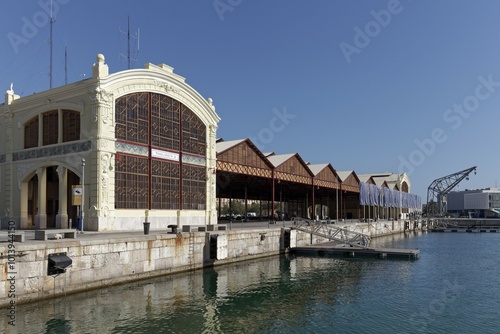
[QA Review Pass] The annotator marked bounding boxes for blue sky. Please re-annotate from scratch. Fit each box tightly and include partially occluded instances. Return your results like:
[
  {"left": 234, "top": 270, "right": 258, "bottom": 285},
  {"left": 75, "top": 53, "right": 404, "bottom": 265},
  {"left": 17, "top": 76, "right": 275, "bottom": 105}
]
[{"left": 1, "top": 0, "right": 500, "bottom": 200}]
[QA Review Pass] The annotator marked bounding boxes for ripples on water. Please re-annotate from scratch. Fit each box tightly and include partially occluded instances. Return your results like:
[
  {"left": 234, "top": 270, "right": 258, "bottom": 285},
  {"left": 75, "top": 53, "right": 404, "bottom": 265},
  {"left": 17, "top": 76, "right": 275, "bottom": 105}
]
[{"left": 4, "top": 231, "right": 500, "bottom": 333}]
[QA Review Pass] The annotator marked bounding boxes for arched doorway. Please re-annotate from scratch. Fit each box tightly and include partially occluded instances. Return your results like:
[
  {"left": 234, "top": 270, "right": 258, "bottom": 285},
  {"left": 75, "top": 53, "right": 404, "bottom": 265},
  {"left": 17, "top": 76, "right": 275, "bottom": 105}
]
[
  {"left": 27, "top": 174, "right": 38, "bottom": 227},
  {"left": 46, "top": 166, "right": 59, "bottom": 228},
  {"left": 22, "top": 165, "right": 80, "bottom": 229}
]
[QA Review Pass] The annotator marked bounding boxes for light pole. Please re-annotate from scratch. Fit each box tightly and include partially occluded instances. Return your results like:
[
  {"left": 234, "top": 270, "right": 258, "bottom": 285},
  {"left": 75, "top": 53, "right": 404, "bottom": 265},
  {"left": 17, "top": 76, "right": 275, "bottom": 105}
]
[
  {"left": 336, "top": 186, "right": 338, "bottom": 222},
  {"left": 81, "top": 158, "right": 85, "bottom": 234}
]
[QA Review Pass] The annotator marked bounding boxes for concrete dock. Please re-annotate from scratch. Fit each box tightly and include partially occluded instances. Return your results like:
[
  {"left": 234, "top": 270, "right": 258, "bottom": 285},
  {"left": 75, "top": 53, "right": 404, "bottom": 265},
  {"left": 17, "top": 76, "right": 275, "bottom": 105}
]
[
  {"left": 428, "top": 218, "right": 500, "bottom": 233},
  {"left": 293, "top": 243, "right": 420, "bottom": 259},
  {"left": 430, "top": 228, "right": 500, "bottom": 233}
]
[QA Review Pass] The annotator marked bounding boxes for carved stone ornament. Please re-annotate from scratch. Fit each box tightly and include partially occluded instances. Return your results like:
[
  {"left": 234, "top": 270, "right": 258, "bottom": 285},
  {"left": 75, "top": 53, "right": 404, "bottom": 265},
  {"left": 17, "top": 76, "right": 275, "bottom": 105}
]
[
  {"left": 154, "top": 80, "right": 180, "bottom": 94},
  {"left": 94, "top": 87, "right": 113, "bottom": 104},
  {"left": 90, "top": 205, "right": 98, "bottom": 218},
  {"left": 17, "top": 162, "right": 37, "bottom": 184},
  {"left": 101, "top": 206, "right": 110, "bottom": 217},
  {"left": 4, "top": 113, "right": 13, "bottom": 127},
  {"left": 101, "top": 153, "right": 110, "bottom": 205},
  {"left": 3, "top": 113, "right": 12, "bottom": 143},
  {"left": 56, "top": 166, "right": 64, "bottom": 180},
  {"left": 90, "top": 87, "right": 113, "bottom": 123}
]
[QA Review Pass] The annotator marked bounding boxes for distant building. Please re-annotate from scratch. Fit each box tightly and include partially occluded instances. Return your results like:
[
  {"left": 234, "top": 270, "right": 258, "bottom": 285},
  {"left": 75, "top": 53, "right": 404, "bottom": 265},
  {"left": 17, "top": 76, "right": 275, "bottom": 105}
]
[{"left": 447, "top": 188, "right": 500, "bottom": 218}]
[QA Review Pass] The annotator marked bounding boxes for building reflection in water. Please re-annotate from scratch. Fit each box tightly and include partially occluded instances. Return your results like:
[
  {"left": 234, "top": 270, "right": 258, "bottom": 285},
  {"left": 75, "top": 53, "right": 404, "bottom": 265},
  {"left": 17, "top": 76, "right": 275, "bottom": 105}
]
[{"left": 6, "top": 254, "right": 370, "bottom": 333}]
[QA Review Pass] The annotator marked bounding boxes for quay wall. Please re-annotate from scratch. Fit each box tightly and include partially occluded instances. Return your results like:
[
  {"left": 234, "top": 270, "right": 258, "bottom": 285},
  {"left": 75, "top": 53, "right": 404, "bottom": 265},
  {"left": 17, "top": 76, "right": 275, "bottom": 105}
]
[
  {"left": 340, "top": 219, "right": 423, "bottom": 237},
  {"left": 0, "top": 220, "right": 421, "bottom": 307},
  {"left": 433, "top": 218, "right": 500, "bottom": 227},
  {"left": 2, "top": 254, "right": 345, "bottom": 334}
]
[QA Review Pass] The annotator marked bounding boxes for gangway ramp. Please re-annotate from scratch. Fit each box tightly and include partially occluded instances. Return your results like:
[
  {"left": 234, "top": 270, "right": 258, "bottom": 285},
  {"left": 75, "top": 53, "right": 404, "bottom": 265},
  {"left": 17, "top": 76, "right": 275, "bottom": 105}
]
[{"left": 291, "top": 218, "right": 371, "bottom": 248}]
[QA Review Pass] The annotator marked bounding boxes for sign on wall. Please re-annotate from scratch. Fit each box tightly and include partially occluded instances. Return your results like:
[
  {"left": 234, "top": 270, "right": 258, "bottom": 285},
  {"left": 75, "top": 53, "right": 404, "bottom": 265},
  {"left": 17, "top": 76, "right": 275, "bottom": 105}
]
[{"left": 72, "top": 185, "right": 83, "bottom": 206}]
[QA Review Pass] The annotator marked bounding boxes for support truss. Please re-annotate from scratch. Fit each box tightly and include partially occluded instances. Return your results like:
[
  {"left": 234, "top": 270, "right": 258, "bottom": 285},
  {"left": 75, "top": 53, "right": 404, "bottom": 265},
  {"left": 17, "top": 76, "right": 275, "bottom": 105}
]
[{"left": 292, "top": 218, "right": 371, "bottom": 248}]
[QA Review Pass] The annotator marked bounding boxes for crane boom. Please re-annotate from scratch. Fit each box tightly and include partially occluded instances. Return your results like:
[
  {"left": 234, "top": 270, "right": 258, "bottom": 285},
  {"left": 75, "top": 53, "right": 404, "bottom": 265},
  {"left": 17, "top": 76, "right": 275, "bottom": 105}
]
[{"left": 426, "top": 166, "right": 477, "bottom": 217}]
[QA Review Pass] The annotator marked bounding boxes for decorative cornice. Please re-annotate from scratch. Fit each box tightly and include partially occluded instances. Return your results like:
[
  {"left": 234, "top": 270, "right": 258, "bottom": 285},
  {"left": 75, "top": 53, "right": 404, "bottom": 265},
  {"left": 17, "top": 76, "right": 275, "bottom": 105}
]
[
  {"left": 115, "top": 142, "right": 148, "bottom": 157},
  {"left": 182, "top": 154, "right": 206, "bottom": 167},
  {"left": 13, "top": 141, "right": 91, "bottom": 161}
]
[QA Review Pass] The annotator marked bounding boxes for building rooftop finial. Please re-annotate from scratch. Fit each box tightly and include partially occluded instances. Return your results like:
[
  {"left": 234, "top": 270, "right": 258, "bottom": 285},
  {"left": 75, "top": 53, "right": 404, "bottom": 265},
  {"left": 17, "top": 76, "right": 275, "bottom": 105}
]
[
  {"left": 5, "top": 82, "right": 19, "bottom": 105},
  {"left": 92, "top": 53, "right": 109, "bottom": 78}
]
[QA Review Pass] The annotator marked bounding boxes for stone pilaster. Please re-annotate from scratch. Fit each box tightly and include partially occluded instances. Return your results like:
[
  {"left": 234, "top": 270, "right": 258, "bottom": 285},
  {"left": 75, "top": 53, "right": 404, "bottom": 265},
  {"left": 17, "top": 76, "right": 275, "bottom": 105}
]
[
  {"left": 20, "top": 182, "right": 29, "bottom": 229},
  {"left": 88, "top": 84, "right": 114, "bottom": 231},
  {"left": 35, "top": 167, "right": 47, "bottom": 229},
  {"left": 56, "top": 166, "right": 68, "bottom": 228},
  {"left": 207, "top": 123, "right": 218, "bottom": 225}
]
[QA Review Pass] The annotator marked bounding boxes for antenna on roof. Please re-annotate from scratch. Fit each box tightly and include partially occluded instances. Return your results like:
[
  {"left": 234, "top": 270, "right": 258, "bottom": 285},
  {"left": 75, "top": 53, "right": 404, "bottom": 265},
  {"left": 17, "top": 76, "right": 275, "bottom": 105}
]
[
  {"left": 119, "top": 16, "right": 140, "bottom": 69},
  {"left": 49, "top": 0, "right": 55, "bottom": 89},
  {"left": 64, "top": 41, "right": 67, "bottom": 85}
]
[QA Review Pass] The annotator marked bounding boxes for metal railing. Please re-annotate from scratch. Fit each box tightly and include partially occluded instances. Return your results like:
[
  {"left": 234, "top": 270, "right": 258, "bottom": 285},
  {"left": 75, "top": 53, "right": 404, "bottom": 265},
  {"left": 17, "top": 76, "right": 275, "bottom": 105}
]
[{"left": 291, "top": 218, "right": 371, "bottom": 248}]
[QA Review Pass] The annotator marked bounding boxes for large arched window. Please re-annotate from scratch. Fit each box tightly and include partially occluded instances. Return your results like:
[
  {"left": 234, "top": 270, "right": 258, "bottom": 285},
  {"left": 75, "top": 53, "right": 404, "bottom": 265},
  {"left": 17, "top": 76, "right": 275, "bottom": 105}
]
[
  {"left": 115, "top": 93, "right": 149, "bottom": 144},
  {"left": 115, "top": 155, "right": 149, "bottom": 209},
  {"left": 115, "top": 92, "right": 207, "bottom": 210},
  {"left": 151, "top": 93, "right": 180, "bottom": 151},
  {"left": 23, "top": 109, "right": 80, "bottom": 148},
  {"left": 24, "top": 116, "right": 39, "bottom": 149},
  {"left": 43, "top": 110, "right": 58, "bottom": 145},
  {"left": 62, "top": 110, "right": 81, "bottom": 142},
  {"left": 151, "top": 160, "right": 180, "bottom": 210}
]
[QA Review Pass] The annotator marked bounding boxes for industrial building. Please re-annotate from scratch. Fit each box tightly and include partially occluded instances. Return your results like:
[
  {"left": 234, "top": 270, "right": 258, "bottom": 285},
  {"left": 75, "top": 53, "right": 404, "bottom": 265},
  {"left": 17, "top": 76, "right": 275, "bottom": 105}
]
[
  {"left": 447, "top": 188, "right": 500, "bottom": 218},
  {"left": 1, "top": 54, "right": 421, "bottom": 231}
]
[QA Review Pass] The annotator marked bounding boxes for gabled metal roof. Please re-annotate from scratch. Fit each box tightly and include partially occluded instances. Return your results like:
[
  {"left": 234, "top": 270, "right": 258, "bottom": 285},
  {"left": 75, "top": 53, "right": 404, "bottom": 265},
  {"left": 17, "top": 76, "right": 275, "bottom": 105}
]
[
  {"left": 267, "top": 153, "right": 296, "bottom": 168},
  {"left": 336, "top": 170, "right": 361, "bottom": 193},
  {"left": 307, "top": 163, "right": 329, "bottom": 176},
  {"left": 337, "top": 171, "right": 355, "bottom": 182},
  {"left": 216, "top": 138, "right": 275, "bottom": 170},
  {"left": 358, "top": 173, "right": 402, "bottom": 187},
  {"left": 357, "top": 174, "right": 375, "bottom": 184},
  {"left": 216, "top": 138, "right": 246, "bottom": 154}
]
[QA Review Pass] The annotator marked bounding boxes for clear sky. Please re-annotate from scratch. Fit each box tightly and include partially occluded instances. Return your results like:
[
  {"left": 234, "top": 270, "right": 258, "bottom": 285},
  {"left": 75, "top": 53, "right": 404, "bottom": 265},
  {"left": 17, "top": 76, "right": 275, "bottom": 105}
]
[{"left": 1, "top": 0, "right": 500, "bottom": 201}]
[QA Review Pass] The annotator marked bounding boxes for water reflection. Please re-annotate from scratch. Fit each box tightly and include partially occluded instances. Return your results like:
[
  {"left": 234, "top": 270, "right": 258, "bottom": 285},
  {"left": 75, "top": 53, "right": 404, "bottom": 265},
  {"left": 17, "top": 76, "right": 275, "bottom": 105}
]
[
  {"left": 5, "top": 252, "right": 376, "bottom": 334},
  {"left": 10, "top": 231, "right": 495, "bottom": 334}
]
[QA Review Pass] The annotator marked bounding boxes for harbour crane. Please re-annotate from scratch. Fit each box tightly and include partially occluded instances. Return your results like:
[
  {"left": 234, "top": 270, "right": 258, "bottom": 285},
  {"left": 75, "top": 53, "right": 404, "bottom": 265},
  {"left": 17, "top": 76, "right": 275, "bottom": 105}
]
[{"left": 426, "top": 166, "right": 477, "bottom": 217}]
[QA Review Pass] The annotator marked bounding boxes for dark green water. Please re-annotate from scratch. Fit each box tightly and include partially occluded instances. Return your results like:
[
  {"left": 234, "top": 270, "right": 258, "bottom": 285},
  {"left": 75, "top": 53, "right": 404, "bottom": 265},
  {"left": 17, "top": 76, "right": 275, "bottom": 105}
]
[{"left": 4, "top": 231, "right": 500, "bottom": 333}]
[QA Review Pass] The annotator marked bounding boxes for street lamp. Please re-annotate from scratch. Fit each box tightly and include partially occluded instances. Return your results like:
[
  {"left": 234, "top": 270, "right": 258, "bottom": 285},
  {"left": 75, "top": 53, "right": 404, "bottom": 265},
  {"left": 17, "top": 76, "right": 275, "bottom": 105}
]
[
  {"left": 81, "top": 158, "right": 85, "bottom": 234},
  {"left": 336, "top": 186, "right": 338, "bottom": 222}
]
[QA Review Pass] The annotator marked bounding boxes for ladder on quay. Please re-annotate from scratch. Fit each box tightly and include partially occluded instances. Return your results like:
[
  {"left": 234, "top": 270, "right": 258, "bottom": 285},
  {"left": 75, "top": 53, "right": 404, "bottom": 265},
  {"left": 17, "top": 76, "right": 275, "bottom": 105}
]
[{"left": 291, "top": 218, "right": 371, "bottom": 248}]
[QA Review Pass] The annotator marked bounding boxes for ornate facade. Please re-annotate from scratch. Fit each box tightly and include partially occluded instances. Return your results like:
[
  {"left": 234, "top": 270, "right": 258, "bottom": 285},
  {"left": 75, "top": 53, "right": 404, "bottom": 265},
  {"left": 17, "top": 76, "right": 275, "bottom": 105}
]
[{"left": 0, "top": 54, "right": 220, "bottom": 231}]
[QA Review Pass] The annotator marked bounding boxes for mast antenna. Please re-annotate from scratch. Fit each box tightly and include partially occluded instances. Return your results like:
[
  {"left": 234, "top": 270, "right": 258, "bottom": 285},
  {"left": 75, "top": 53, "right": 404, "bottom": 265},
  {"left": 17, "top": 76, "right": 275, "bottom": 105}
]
[
  {"left": 119, "top": 16, "right": 140, "bottom": 69},
  {"left": 49, "top": 0, "right": 55, "bottom": 89},
  {"left": 64, "top": 44, "right": 68, "bottom": 85}
]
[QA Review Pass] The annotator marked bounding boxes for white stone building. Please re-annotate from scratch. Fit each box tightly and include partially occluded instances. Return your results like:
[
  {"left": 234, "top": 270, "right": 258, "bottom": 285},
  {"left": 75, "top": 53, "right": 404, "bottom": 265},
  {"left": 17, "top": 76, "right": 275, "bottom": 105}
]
[{"left": 0, "top": 54, "right": 220, "bottom": 231}]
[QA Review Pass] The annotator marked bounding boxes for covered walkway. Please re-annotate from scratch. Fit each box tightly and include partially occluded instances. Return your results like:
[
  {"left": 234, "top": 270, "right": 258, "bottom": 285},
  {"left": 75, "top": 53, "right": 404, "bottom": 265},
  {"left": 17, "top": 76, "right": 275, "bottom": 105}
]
[
  {"left": 215, "top": 138, "right": 406, "bottom": 222},
  {"left": 215, "top": 138, "right": 420, "bottom": 222}
]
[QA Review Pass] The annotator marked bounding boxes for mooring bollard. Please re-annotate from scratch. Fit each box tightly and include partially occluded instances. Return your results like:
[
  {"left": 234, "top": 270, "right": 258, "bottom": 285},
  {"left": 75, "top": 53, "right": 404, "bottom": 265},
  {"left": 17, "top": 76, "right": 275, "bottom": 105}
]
[
  {"left": 143, "top": 222, "right": 150, "bottom": 235},
  {"left": 144, "top": 210, "right": 150, "bottom": 234}
]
